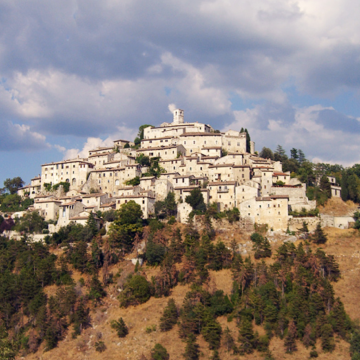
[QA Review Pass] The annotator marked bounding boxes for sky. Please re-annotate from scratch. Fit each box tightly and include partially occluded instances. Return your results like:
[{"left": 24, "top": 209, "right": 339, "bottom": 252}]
[{"left": 1, "top": 0, "right": 360, "bottom": 185}]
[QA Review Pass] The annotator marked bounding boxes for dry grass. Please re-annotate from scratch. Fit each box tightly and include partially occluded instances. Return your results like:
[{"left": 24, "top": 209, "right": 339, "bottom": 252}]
[{"left": 319, "top": 198, "right": 358, "bottom": 216}]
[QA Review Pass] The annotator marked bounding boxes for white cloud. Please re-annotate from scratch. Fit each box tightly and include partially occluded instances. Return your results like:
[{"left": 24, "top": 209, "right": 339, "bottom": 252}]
[{"left": 0, "top": 121, "right": 50, "bottom": 151}]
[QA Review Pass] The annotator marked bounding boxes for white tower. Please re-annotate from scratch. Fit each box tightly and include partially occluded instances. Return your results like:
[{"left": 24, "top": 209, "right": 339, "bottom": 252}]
[{"left": 173, "top": 109, "right": 184, "bottom": 124}]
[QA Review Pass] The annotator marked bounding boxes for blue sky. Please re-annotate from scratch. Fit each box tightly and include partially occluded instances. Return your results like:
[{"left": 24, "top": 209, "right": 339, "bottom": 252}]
[{"left": 1, "top": 0, "right": 360, "bottom": 186}]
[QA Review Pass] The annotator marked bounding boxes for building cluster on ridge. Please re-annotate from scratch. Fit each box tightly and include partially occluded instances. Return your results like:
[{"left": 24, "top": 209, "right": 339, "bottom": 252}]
[{"left": 19, "top": 109, "right": 321, "bottom": 232}]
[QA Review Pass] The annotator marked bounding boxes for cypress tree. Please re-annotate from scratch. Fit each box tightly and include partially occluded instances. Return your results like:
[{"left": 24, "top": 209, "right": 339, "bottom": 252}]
[{"left": 160, "top": 298, "right": 178, "bottom": 332}]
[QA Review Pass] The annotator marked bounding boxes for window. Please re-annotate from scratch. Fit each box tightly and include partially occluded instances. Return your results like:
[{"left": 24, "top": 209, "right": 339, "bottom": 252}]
[{"left": 184, "top": 141, "right": 186, "bottom": 145}]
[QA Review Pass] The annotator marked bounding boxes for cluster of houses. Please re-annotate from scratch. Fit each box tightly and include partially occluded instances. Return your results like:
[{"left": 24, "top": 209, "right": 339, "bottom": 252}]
[{"left": 17, "top": 108, "right": 341, "bottom": 232}]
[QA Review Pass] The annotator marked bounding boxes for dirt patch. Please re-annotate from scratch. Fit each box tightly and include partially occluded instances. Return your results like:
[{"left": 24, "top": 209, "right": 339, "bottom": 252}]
[{"left": 319, "top": 198, "right": 358, "bottom": 216}]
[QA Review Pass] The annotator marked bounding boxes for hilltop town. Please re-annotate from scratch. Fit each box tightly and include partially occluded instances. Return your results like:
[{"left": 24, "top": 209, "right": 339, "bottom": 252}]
[{"left": 14, "top": 108, "right": 346, "bottom": 235}]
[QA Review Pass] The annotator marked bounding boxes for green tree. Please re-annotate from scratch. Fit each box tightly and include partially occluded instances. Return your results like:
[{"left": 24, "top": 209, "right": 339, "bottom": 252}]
[
  {"left": 86, "top": 212, "right": 98, "bottom": 238},
  {"left": 14, "top": 211, "right": 47, "bottom": 234},
  {"left": 274, "top": 145, "right": 288, "bottom": 162},
  {"left": 118, "top": 274, "right": 151, "bottom": 307},
  {"left": 87, "top": 275, "right": 106, "bottom": 305},
  {"left": 151, "top": 343, "right": 169, "bottom": 360},
  {"left": 185, "top": 188, "right": 206, "bottom": 212},
  {"left": 111, "top": 317, "right": 128, "bottom": 337},
  {"left": 125, "top": 176, "right": 140, "bottom": 186},
  {"left": 321, "top": 324, "right": 335, "bottom": 352},
  {"left": 284, "top": 320, "right": 297, "bottom": 353},
  {"left": 3, "top": 177, "right": 24, "bottom": 194},
  {"left": 290, "top": 148, "right": 299, "bottom": 160},
  {"left": 259, "top": 147, "right": 274, "bottom": 160},
  {"left": 160, "top": 298, "right": 178, "bottom": 332},
  {"left": 298, "top": 149, "right": 306, "bottom": 165},
  {"left": 320, "top": 176, "right": 331, "bottom": 198},
  {"left": 183, "top": 333, "right": 200, "bottom": 360},
  {"left": 238, "top": 319, "right": 254, "bottom": 354},
  {"left": 312, "top": 224, "right": 327, "bottom": 245}
]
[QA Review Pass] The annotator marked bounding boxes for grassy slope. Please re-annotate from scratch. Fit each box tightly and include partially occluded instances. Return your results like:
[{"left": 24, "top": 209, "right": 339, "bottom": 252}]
[{"left": 23, "top": 227, "right": 360, "bottom": 360}]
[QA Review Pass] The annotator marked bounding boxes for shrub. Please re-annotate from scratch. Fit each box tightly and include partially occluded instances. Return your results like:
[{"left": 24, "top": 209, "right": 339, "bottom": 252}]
[
  {"left": 119, "top": 274, "right": 151, "bottom": 307},
  {"left": 111, "top": 318, "right": 128, "bottom": 338},
  {"left": 95, "top": 341, "right": 106, "bottom": 352},
  {"left": 146, "top": 241, "right": 166, "bottom": 265}
]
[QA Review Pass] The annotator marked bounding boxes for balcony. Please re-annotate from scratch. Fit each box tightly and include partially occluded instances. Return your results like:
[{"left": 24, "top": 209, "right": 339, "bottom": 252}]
[{"left": 217, "top": 188, "right": 229, "bottom": 193}]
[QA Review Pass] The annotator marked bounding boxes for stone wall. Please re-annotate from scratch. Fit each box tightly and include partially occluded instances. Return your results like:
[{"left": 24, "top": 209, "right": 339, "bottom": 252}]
[{"left": 288, "top": 217, "right": 320, "bottom": 232}]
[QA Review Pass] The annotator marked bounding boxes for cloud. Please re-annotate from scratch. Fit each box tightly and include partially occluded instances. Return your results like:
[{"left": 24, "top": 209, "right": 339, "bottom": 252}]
[
  {"left": 0, "top": 121, "right": 50, "bottom": 152},
  {"left": 63, "top": 125, "right": 137, "bottom": 160},
  {"left": 0, "top": 0, "right": 360, "bottom": 168},
  {"left": 224, "top": 102, "right": 360, "bottom": 165}
]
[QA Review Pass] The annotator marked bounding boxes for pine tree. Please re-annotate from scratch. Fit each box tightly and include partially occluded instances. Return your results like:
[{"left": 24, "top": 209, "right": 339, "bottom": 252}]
[
  {"left": 298, "top": 221, "right": 309, "bottom": 233},
  {"left": 160, "top": 298, "right": 178, "bottom": 332},
  {"left": 330, "top": 299, "right": 348, "bottom": 338},
  {"left": 88, "top": 275, "right": 106, "bottom": 305},
  {"left": 183, "top": 333, "right": 200, "bottom": 360},
  {"left": 86, "top": 212, "right": 98, "bottom": 237},
  {"left": 72, "top": 298, "right": 90, "bottom": 337},
  {"left": 223, "top": 326, "right": 237, "bottom": 353},
  {"left": 303, "top": 323, "right": 314, "bottom": 348},
  {"left": 238, "top": 319, "right": 254, "bottom": 354},
  {"left": 169, "top": 228, "right": 184, "bottom": 263},
  {"left": 201, "top": 313, "right": 222, "bottom": 349},
  {"left": 150, "top": 343, "right": 169, "bottom": 360},
  {"left": 210, "top": 350, "right": 220, "bottom": 360},
  {"left": 321, "top": 323, "right": 335, "bottom": 352},
  {"left": 111, "top": 317, "right": 129, "bottom": 338},
  {"left": 312, "top": 224, "right": 327, "bottom": 244},
  {"left": 284, "top": 320, "right": 297, "bottom": 353}
]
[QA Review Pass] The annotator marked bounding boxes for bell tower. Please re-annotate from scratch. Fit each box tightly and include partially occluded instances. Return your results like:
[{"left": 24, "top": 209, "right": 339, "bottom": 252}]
[{"left": 173, "top": 109, "right": 184, "bottom": 124}]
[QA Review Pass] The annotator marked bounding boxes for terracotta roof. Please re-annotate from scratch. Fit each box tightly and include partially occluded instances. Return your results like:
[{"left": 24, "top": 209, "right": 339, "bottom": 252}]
[
  {"left": 174, "top": 175, "right": 194, "bottom": 179},
  {"left": 233, "top": 165, "right": 250, "bottom": 168},
  {"left": 60, "top": 201, "right": 82, "bottom": 207},
  {"left": 141, "top": 136, "right": 173, "bottom": 141},
  {"left": 136, "top": 145, "right": 178, "bottom": 151},
  {"left": 82, "top": 193, "right": 105, "bottom": 198},
  {"left": 69, "top": 216, "right": 90, "bottom": 220},
  {"left": 174, "top": 185, "right": 201, "bottom": 190},
  {"left": 88, "top": 152, "right": 111, "bottom": 158},
  {"left": 180, "top": 132, "right": 221, "bottom": 137},
  {"left": 270, "top": 195, "right": 289, "bottom": 199},
  {"left": 273, "top": 172, "right": 290, "bottom": 176},
  {"left": 140, "top": 176, "right": 156, "bottom": 180},
  {"left": 100, "top": 203, "right": 116, "bottom": 208},
  {"left": 91, "top": 168, "right": 125, "bottom": 172},
  {"left": 42, "top": 159, "right": 92, "bottom": 166},
  {"left": 208, "top": 181, "right": 237, "bottom": 186},
  {"left": 113, "top": 139, "right": 130, "bottom": 143},
  {"left": 34, "top": 200, "right": 61, "bottom": 204},
  {"left": 208, "top": 164, "right": 235, "bottom": 168},
  {"left": 115, "top": 194, "right": 155, "bottom": 199}
]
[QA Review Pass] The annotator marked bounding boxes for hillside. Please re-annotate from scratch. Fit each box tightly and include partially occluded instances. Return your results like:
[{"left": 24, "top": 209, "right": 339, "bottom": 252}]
[{"left": 16, "top": 223, "right": 360, "bottom": 360}]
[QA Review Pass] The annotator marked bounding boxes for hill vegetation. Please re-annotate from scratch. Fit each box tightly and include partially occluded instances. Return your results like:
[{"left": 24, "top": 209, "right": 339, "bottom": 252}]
[{"left": 0, "top": 200, "right": 359, "bottom": 359}]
